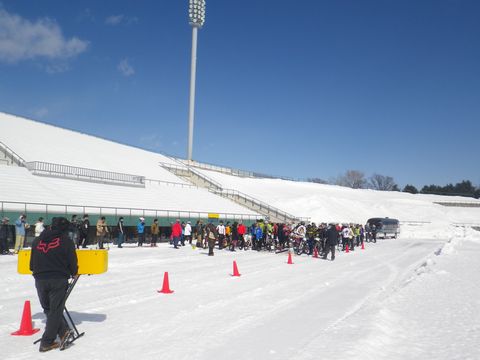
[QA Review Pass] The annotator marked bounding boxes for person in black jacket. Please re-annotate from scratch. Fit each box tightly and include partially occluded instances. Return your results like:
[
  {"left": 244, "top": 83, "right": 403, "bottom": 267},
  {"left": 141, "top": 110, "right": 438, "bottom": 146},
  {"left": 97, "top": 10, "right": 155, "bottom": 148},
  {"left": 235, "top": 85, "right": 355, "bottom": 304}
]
[
  {"left": 0, "top": 217, "right": 12, "bottom": 254},
  {"left": 30, "top": 217, "right": 78, "bottom": 352},
  {"left": 322, "top": 224, "right": 338, "bottom": 261},
  {"left": 79, "top": 214, "right": 90, "bottom": 248}
]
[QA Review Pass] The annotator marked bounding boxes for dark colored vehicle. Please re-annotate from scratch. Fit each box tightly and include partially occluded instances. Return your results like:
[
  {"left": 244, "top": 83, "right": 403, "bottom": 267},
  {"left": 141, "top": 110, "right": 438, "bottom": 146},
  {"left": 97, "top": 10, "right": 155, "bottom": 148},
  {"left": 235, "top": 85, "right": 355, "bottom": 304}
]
[{"left": 366, "top": 217, "right": 400, "bottom": 239}]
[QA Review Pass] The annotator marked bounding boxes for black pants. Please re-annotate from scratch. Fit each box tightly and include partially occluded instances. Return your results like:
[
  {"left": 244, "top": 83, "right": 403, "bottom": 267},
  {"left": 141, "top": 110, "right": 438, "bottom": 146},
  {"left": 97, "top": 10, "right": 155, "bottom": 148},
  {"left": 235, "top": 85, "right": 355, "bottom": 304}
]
[
  {"left": 35, "top": 277, "right": 69, "bottom": 346},
  {"left": 208, "top": 238, "right": 215, "bottom": 256},
  {"left": 138, "top": 232, "right": 145, "bottom": 246},
  {"left": 323, "top": 245, "right": 336, "bottom": 260},
  {"left": 0, "top": 237, "right": 8, "bottom": 253},
  {"left": 79, "top": 233, "right": 88, "bottom": 248}
]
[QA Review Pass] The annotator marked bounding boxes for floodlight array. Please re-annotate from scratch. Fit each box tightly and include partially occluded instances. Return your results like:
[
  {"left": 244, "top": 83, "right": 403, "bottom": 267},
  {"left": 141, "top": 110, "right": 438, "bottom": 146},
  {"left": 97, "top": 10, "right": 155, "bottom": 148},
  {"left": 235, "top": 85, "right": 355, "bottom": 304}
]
[{"left": 188, "top": 0, "right": 206, "bottom": 27}]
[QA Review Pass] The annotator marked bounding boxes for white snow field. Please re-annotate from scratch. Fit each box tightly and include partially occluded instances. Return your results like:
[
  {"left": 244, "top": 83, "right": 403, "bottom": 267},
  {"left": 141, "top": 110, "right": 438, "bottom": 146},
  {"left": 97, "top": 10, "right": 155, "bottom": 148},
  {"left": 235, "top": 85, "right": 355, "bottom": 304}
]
[{"left": 1, "top": 226, "right": 479, "bottom": 360}]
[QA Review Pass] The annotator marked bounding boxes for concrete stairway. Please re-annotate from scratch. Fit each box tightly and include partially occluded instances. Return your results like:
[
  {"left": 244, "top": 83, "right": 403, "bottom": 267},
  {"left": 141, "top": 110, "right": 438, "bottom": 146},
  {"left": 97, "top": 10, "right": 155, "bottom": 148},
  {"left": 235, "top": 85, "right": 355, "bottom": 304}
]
[
  {"left": 0, "top": 141, "right": 25, "bottom": 166},
  {"left": 159, "top": 161, "right": 301, "bottom": 223}
]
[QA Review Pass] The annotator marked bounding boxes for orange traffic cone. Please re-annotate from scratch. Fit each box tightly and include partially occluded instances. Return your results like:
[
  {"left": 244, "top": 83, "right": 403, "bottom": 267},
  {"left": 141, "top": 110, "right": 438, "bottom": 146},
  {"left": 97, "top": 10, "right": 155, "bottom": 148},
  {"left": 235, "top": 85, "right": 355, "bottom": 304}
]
[
  {"left": 232, "top": 260, "right": 241, "bottom": 277},
  {"left": 11, "top": 300, "right": 40, "bottom": 336},
  {"left": 313, "top": 247, "right": 319, "bottom": 258},
  {"left": 361, "top": 242, "right": 365, "bottom": 250},
  {"left": 287, "top": 252, "right": 294, "bottom": 264},
  {"left": 345, "top": 244, "right": 349, "bottom": 253},
  {"left": 158, "top": 272, "right": 174, "bottom": 294}
]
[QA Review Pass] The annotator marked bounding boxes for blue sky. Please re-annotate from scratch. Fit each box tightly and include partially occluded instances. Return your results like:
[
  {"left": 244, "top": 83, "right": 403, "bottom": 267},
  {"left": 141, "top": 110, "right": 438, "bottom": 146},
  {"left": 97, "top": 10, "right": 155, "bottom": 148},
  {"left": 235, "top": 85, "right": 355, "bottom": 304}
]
[{"left": 1, "top": 0, "right": 479, "bottom": 189}]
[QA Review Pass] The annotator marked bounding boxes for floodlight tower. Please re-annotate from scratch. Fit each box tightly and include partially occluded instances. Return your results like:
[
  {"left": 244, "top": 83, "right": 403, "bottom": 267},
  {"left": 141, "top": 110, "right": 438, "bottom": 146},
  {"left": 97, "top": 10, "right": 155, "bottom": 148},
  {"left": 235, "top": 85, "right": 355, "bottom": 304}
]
[{"left": 187, "top": 0, "right": 206, "bottom": 162}]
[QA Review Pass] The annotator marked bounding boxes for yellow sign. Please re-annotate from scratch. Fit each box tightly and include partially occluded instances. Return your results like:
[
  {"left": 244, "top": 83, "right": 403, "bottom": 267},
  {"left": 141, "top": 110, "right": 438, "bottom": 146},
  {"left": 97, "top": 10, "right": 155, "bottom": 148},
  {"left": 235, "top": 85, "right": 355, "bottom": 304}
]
[
  {"left": 18, "top": 249, "right": 108, "bottom": 275},
  {"left": 208, "top": 213, "right": 219, "bottom": 219}
]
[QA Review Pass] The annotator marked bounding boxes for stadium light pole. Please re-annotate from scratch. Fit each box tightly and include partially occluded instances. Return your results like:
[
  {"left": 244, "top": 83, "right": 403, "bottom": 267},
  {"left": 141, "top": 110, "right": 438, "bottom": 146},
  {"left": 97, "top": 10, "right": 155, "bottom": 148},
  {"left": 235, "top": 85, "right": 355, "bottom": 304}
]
[{"left": 187, "top": 0, "right": 206, "bottom": 162}]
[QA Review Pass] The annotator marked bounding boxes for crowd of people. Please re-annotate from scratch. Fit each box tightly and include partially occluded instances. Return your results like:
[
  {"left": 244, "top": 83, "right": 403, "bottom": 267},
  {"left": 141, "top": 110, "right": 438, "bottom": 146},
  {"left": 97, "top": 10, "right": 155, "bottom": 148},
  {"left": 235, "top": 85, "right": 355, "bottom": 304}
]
[{"left": 0, "top": 214, "right": 381, "bottom": 261}]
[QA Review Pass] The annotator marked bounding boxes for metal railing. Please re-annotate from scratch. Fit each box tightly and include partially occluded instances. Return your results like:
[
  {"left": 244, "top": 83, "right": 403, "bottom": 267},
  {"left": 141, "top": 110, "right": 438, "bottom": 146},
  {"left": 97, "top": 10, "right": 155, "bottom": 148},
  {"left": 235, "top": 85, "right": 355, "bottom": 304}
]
[
  {"left": 25, "top": 161, "right": 145, "bottom": 187},
  {"left": 176, "top": 157, "right": 296, "bottom": 181},
  {"left": 188, "top": 167, "right": 223, "bottom": 189},
  {"left": 177, "top": 159, "right": 254, "bottom": 178},
  {"left": 399, "top": 220, "right": 432, "bottom": 225},
  {"left": 434, "top": 201, "right": 480, "bottom": 208},
  {"left": 158, "top": 161, "right": 190, "bottom": 175},
  {"left": 0, "top": 200, "right": 259, "bottom": 222},
  {"left": 213, "top": 188, "right": 300, "bottom": 223},
  {"left": 144, "top": 178, "right": 197, "bottom": 189},
  {"left": 0, "top": 141, "right": 26, "bottom": 166},
  {"left": 159, "top": 161, "right": 222, "bottom": 189}
]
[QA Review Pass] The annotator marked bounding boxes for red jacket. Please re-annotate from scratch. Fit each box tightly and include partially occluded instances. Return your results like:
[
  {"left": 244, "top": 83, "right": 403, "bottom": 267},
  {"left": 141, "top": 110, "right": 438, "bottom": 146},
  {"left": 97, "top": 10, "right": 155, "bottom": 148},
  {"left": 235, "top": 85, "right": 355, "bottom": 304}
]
[
  {"left": 237, "top": 224, "right": 246, "bottom": 235},
  {"left": 172, "top": 222, "right": 182, "bottom": 237}
]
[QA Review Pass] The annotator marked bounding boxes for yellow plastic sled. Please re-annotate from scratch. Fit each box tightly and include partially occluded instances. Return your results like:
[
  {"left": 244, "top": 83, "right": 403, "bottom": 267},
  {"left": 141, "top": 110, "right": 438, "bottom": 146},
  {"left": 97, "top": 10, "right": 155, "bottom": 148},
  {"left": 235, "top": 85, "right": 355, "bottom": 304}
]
[{"left": 17, "top": 249, "right": 108, "bottom": 275}]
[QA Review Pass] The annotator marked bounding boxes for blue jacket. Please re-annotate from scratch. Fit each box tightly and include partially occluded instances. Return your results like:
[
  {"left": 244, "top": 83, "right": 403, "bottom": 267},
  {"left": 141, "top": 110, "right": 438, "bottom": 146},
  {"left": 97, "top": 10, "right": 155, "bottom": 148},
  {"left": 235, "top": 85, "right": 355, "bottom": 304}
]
[
  {"left": 137, "top": 222, "right": 145, "bottom": 234},
  {"left": 255, "top": 227, "right": 263, "bottom": 240},
  {"left": 15, "top": 218, "right": 26, "bottom": 236}
]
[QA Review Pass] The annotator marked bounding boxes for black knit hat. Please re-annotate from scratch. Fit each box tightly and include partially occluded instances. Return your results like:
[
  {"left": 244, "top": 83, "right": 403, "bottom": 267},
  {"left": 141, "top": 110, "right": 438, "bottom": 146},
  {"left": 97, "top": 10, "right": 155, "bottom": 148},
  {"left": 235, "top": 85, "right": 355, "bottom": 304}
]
[{"left": 51, "top": 217, "right": 70, "bottom": 232}]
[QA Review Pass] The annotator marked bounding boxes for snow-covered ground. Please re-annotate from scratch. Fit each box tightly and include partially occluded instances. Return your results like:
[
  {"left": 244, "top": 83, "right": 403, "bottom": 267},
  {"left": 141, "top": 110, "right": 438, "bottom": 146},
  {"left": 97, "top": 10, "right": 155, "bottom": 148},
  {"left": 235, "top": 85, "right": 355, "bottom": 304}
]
[{"left": 1, "top": 225, "right": 479, "bottom": 360}]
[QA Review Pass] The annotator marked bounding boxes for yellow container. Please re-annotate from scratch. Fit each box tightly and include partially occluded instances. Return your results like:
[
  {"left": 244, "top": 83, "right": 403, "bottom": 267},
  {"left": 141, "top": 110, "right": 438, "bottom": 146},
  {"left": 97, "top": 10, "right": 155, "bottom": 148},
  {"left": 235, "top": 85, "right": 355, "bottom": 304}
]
[{"left": 18, "top": 249, "right": 108, "bottom": 275}]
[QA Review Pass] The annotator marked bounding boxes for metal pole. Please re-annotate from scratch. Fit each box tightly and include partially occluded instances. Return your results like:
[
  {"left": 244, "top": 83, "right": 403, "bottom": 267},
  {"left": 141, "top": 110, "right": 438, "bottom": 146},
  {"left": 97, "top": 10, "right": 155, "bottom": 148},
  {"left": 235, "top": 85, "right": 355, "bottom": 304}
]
[{"left": 187, "top": 25, "right": 199, "bottom": 161}]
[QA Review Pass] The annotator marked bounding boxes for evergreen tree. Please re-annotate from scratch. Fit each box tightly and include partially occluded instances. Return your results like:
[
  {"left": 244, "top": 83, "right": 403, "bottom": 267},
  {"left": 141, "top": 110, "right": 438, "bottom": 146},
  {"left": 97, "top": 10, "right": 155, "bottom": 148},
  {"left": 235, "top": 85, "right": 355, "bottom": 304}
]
[{"left": 403, "top": 184, "right": 418, "bottom": 194}]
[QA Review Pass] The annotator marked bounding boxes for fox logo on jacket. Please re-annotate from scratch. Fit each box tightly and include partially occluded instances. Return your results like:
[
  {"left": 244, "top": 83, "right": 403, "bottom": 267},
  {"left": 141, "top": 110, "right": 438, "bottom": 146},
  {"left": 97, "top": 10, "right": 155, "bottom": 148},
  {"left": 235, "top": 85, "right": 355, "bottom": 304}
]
[{"left": 36, "top": 238, "right": 60, "bottom": 253}]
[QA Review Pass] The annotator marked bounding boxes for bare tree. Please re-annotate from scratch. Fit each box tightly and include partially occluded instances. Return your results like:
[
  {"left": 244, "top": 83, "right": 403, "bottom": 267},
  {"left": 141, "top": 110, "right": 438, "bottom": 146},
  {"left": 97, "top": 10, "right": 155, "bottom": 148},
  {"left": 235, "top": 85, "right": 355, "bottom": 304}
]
[
  {"left": 336, "top": 170, "right": 367, "bottom": 189},
  {"left": 369, "top": 173, "right": 398, "bottom": 191}
]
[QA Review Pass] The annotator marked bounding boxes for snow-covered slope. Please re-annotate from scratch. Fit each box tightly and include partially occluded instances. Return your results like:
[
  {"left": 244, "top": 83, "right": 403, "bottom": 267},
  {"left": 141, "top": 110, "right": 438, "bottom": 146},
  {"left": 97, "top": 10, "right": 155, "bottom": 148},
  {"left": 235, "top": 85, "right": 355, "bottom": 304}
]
[
  {"left": 0, "top": 112, "right": 185, "bottom": 182},
  {"left": 196, "top": 168, "right": 480, "bottom": 226},
  {"left": 0, "top": 166, "right": 258, "bottom": 217}
]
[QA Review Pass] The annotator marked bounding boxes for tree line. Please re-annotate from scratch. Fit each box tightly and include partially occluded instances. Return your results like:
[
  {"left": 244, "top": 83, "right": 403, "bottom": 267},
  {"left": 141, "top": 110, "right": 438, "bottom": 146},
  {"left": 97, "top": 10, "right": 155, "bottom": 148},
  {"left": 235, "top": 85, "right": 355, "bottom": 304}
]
[{"left": 307, "top": 170, "right": 480, "bottom": 199}]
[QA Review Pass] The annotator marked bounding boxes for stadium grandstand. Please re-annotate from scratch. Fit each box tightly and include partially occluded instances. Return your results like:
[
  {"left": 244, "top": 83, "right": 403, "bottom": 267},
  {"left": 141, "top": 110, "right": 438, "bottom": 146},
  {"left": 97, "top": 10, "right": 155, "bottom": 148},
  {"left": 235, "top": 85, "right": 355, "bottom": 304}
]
[{"left": 1, "top": 111, "right": 480, "bottom": 236}]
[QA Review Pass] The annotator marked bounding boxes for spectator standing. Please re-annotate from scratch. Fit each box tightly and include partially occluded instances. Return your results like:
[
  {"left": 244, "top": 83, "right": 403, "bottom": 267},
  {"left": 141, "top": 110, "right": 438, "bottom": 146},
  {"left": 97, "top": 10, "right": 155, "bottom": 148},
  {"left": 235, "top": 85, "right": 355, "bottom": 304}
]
[
  {"left": 371, "top": 224, "right": 377, "bottom": 243},
  {"left": 194, "top": 220, "right": 204, "bottom": 248},
  {"left": 184, "top": 221, "right": 192, "bottom": 245},
  {"left": 35, "top": 217, "right": 45, "bottom": 238},
  {"left": 322, "top": 224, "right": 338, "bottom": 261},
  {"left": 216, "top": 221, "right": 226, "bottom": 249},
  {"left": 151, "top": 219, "right": 160, "bottom": 247},
  {"left": 206, "top": 222, "right": 217, "bottom": 256},
  {"left": 171, "top": 219, "right": 182, "bottom": 249},
  {"left": 0, "top": 217, "right": 12, "bottom": 255},
  {"left": 237, "top": 221, "right": 246, "bottom": 250},
  {"left": 14, "top": 214, "right": 29, "bottom": 253},
  {"left": 117, "top": 217, "right": 125, "bottom": 248},
  {"left": 137, "top": 217, "right": 146, "bottom": 247},
  {"left": 96, "top": 216, "right": 108, "bottom": 249},
  {"left": 230, "top": 221, "right": 238, "bottom": 251},
  {"left": 79, "top": 214, "right": 90, "bottom": 248},
  {"left": 255, "top": 224, "right": 263, "bottom": 251},
  {"left": 68, "top": 215, "right": 79, "bottom": 248}
]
